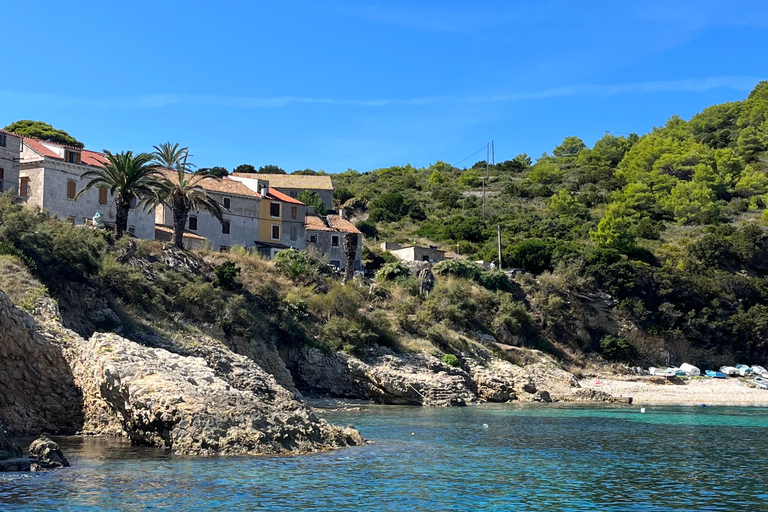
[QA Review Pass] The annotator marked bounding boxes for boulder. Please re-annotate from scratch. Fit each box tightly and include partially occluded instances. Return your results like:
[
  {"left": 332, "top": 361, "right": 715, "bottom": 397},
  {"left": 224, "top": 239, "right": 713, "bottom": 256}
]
[
  {"left": 28, "top": 435, "right": 70, "bottom": 469},
  {"left": 0, "top": 422, "right": 22, "bottom": 461},
  {"left": 533, "top": 390, "right": 552, "bottom": 403}
]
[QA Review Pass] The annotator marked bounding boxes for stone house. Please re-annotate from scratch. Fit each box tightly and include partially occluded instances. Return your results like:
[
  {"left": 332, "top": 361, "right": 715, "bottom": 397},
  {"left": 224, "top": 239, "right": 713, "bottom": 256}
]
[
  {"left": 0, "top": 130, "right": 21, "bottom": 195},
  {"left": 155, "top": 173, "right": 308, "bottom": 256},
  {"left": 305, "top": 214, "right": 363, "bottom": 270},
  {"left": 231, "top": 173, "right": 334, "bottom": 209},
  {"left": 18, "top": 138, "right": 156, "bottom": 239},
  {"left": 381, "top": 242, "right": 446, "bottom": 263}
]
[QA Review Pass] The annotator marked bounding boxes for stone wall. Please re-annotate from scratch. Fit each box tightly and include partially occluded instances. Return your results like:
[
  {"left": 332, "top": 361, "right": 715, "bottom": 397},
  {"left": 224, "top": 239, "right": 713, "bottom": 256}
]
[{"left": 0, "top": 293, "right": 83, "bottom": 434}]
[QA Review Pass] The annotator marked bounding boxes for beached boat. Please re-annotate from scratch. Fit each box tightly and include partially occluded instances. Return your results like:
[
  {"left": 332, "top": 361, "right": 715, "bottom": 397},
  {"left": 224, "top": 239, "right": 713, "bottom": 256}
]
[
  {"left": 649, "top": 367, "right": 676, "bottom": 377},
  {"left": 754, "top": 377, "right": 768, "bottom": 389},
  {"left": 735, "top": 364, "right": 753, "bottom": 376},
  {"left": 679, "top": 363, "right": 701, "bottom": 376},
  {"left": 720, "top": 366, "right": 740, "bottom": 376},
  {"left": 706, "top": 370, "right": 727, "bottom": 379},
  {"left": 752, "top": 365, "right": 768, "bottom": 377}
]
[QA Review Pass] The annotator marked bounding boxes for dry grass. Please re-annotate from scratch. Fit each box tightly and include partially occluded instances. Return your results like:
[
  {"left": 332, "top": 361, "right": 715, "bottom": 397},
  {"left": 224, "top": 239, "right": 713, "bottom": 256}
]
[{"left": 0, "top": 255, "right": 48, "bottom": 310}]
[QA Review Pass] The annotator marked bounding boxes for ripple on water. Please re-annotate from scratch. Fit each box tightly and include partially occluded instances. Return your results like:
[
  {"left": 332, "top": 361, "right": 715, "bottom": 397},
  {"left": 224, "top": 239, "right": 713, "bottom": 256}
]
[{"left": 1, "top": 405, "right": 766, "bottom": 511}]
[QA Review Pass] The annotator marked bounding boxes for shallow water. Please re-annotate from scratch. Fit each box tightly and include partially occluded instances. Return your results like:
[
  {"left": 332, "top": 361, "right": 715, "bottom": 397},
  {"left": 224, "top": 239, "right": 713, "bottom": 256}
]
[{"left": 2, "top": 404, "right": 768, "bottom": 511}]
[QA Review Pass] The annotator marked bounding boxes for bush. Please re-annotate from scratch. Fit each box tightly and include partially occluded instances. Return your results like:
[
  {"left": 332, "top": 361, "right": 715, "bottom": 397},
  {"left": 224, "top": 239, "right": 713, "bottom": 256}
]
[
  {"left": 355, "top": 219, "right": 379, "bottom": 239},
  {"left": 599, "top": 335, "right": 636, "bottom": 361},
  {"left": 376, "top": 261, "right": 411, "bottom": 282},
  {"left": 433, "top": 259, "right": 482, "bottom": 281},
  {"left": 273, "top": 249, "right": 329, "bottom": 280},
  {"left": 441, "top": 353, "right": 462, "bottom": 367},
  {"left": 214, "top": 261, "right": 241, "bottom": 289}
]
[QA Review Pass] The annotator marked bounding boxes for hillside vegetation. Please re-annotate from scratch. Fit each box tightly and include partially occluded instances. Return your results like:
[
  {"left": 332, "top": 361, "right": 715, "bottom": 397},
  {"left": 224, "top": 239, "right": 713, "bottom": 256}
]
[{"left": 334, "top": 81, "right": 768, "bottom": 365}]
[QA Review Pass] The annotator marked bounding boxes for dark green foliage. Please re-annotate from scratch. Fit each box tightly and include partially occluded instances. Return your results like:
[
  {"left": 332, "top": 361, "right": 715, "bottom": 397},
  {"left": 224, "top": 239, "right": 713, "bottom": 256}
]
[
  {"left": 0, "top": 241, "right": 37, "bottom": 272},
  {"left": 599, "top": 335, "right": 636, "bottom": 361},
  {"left": 376, "top": 261, "right": 411, "bottom": 282},
  {"left": 232, "top": 164, "right": 257, "bottom": 174},
  {"left": 214, "top": 261, "right": 241, "bottom": 289},
  {"left": 369, "top": 191, "right": 410, "bottom": 222},
  {"left": 198, "top": 166, "right": 229, "bottom": 177},
  {"left": 505, "top": 240, "right": 552, "bottom": 274},
  {"left": 355, "top": 219, "right": 379, "bottom": 239},
  {"left": 433, "top": 259, "right": 482, "bottom": 281},
  {"left": 273, "top": 249, "right": 329, "bottom": 280},
  {"left": 4, "top": 120, "right": 84, "bottom": 148},
  {"left": 334, "top": 187, "right": 354, "bottom": 204},
  {"left": 441, "top": 353, "right": 462, "bottom": 367},
  {"left": 298, "top": 190, "right": 328, "bottom": 215},
  {"left": 258, "top": 164, "right": 286, "bottom": 174}
]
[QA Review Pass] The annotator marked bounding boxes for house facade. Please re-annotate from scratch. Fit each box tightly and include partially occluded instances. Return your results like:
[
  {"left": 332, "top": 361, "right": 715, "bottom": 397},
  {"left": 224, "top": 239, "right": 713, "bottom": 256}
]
[
  {"left": 231, "top": 173, "right": 334, "bottom": 209},
  {"left": 381, "top": 242, "right": 446, "bottom": 263},
  {"left": 305, "top": 214, "right": 363, "bottom": 270},
  {"left": 18, "top": 138, "right": 156, "bottom": 239},
  {"left": 154, "top": 174, "right": 308, "bottom": 255},
  {"left": 0, "top": 130, "right": 21, "bottom": 195}
]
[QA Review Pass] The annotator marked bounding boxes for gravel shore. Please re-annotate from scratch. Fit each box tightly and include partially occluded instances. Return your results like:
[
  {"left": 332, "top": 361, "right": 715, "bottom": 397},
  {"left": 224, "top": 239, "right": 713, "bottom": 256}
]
[{"left": 579, "top": 375, "right": 768, "bottom": 406}]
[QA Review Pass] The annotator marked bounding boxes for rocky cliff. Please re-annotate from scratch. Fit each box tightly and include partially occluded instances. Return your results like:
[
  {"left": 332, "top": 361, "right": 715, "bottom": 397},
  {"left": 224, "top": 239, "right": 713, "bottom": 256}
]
[{"left": 0, "top": 291, "right": 362, "bottom": 455}]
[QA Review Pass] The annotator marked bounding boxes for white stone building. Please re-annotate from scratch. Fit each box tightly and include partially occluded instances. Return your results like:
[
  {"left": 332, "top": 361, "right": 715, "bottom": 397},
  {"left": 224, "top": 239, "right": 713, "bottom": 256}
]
[
  {"left": 231, "top": 173, "right": 334, "bottom": 209},
  {"left": 18, "top": 138, "right": 156, "bottom": 239},
  {"left": 0, "top": 130, "right": 21, "bottom": 195}
]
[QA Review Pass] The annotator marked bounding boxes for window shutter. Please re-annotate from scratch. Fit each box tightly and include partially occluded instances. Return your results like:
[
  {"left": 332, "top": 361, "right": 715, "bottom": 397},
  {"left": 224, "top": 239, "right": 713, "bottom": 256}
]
[
  {"left": 99, "top": 188, "right": 108, "bottom": 205},
  {"left": 67, "top": 180, "right": 76, "bottom": 199}
]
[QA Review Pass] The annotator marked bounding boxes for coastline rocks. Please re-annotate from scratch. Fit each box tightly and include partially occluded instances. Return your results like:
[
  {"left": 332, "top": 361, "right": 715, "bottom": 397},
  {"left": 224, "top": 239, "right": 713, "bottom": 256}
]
[
  {"left": 29, "top": 435, "right": 70, "bottom": 470},
  {"left": 67, "top": 332, "right": 363, "bottom": 455},
  {"left": 0, "top": 422, "right": 23, "bottom": 462}
]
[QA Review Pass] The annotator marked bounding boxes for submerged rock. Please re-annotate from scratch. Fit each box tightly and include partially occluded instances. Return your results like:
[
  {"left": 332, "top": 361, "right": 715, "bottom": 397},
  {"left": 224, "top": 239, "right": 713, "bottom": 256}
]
[{"left": 29, "top": 435, "right": 70, "bottom": 470}]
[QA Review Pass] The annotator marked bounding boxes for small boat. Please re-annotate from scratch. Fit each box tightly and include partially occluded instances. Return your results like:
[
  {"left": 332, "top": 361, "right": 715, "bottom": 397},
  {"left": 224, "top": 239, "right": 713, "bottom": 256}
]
[
  {"left": 649, "top": 367, "right": 676, "bottom": 377},
  {"left": 754, "top": 377, "right": 768, "bottom": 390},
  {"left": 706, "top": 370, "right": 727, "bottom": 379},
  {"left": 736, "top": 364, "right": 753, "bottom": 376},
  {"left": 752, "top": 365, "right": 768, "bottom": 377},
  {"left": 720, "top": 366, "right": 739, "bottom": 377},
  {"left": 679, "top": 363, "right": 701, "bottom": 377}
]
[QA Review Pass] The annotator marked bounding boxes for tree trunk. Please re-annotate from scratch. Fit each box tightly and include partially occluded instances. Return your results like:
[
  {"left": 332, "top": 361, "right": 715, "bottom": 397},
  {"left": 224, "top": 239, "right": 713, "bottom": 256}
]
[
  {"left": 343, "top": 233, "right": 359, "bottom": 283},
  {"left": 114, "top": 193, "right": 131, "bottom": 240},
  {"left": 172, "top": 198, "right": 189, "bottom": 249}
]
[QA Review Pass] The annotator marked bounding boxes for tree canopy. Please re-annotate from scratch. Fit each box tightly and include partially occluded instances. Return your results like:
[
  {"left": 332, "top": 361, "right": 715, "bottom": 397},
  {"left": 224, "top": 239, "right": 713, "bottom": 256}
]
[{"left": 4, "top": 120, "right": 84, "bottom": 148}]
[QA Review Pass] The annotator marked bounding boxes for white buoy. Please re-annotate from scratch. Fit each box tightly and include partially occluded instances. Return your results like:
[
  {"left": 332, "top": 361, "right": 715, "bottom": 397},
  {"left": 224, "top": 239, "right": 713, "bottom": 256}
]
[
  {"left": 482, "top": 423, "right": 489, "bottom": 429},
  {"left": 640, "top": 407, "right": 646, "bottom": 414}
]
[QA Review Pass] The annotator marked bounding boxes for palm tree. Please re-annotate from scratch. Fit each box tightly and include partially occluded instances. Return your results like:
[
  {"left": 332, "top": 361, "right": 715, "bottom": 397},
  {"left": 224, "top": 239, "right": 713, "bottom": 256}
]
[
  {"left": 75, "top": 150, "right": 161, "bottom": 239},
  {"left": 151, "top": 142, "right": 224, "bottom": 249}
]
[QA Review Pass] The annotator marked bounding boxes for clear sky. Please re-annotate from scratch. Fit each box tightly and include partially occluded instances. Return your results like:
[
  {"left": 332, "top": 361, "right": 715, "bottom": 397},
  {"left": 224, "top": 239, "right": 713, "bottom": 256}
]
[{"left": 3, "top": 1, "right": 767, "bottom": 172}]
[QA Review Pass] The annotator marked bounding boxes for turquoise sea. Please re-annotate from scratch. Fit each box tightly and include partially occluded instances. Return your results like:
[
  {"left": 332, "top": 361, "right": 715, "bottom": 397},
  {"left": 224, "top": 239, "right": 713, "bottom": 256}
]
[{"left": 2, "top": 404, "right": 768, "bottom": 511}]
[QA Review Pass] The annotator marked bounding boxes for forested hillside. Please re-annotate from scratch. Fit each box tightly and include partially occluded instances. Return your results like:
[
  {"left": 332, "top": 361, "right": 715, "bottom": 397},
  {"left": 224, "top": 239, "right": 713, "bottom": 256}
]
[{"left": 334, "top": 81, "right": 768, "bottom": 363}]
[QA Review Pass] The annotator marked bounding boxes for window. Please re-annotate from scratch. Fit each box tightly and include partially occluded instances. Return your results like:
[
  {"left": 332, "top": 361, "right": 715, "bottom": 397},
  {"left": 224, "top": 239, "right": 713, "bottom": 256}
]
[
  {"left": 223, "top": 197, "right": 231, "bottom": 210},
  {"left": 422, "top": 255, "right": 430, "bottom": 262},
  {"left": 271, "top": 224, "right": 280, "bottom": 240},
  {"left": 222, "top": 220, "right": 230, "bottom": 235},
  {"left": 0, "top": 168, "right": 4, "bottom": 193},
  {"left": 330, "top": 260, "right": 341, "bottom": 270},
  {"left": 270, "top": 202, "right": 281, "bottom": 218},
  {"left": 0, "top": 134, "right": 6, "bottom": 147},
  {"left": 68, "top": 217, "right": 76, "bottom": 226},
  {"left": 99, "top": 187, "right": 108, "bottom": 205},
  {"left": 19, "top": 177, "right": 29, "bottom": 197},
  {"left": 290, "top": 226, "right": 297, "bottom": 241},
  {"left": 290, "top": 206, "right": 297, "bottom": 220},
  {"left": 309, "top": 234, "right": 317, "bottom": 243},
  {"left": 188, "top": 216, "right": 198, "bottom": 231},
  {"left": 67, "top": 180, "right": 77, "bottom": 199},
  {"left": 289, "top": 190, "right": 298, "bottom": 198},
  {"left": 332, "top": 235, "right": 340, "bottom": 247},
  {"left": 65, "top": 150, "right": 81, "bottom": 164}
]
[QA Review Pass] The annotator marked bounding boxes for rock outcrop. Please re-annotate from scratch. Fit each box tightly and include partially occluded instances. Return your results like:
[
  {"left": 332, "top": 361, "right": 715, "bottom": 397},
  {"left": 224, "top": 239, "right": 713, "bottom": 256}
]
[
  {"left": 29, "top": 435, "right": 70, "bottom": 470},
  {"left": 67, "top": 332, "right": 362, "bottom": 455},
  {"left": 0, "top": 292, "right": 83, "bottom": 434}
]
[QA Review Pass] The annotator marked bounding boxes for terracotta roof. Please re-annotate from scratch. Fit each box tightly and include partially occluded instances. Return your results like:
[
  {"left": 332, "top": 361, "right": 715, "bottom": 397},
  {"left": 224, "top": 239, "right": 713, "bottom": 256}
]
[
  {"left": 231, "top": 173, "right": 334, "bottom": 190},
  {"left": 156, "top": 169, "right": 260, "bottom": 198},
  {"left": 266, "top": 187, "right": 305, "bottom": 204},
  {"left": 305, "top": 214, "right": 333, "bottom": 232},
  {"left": 154, "top": 224, "right": 207, "bottom": 241},
  {"left": 22, "top": 137, "right": 107, "bottom": 168},
  {"left": 327, "top": 215, "right": 361, "bottom": 234}
]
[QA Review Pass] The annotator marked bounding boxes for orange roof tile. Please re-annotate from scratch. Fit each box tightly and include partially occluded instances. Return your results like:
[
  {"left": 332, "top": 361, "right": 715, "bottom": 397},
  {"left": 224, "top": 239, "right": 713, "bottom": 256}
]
[
  {"left": 23, "top": 137, "right": 62, "bottom": 159},
  {"left": 231, "top": 173, "right": 333, "bottom": 190},
  {"left": 266, "top": 187, "right": 305, "bottom": 204},
  {"left": 80, "top": 150, "right": 107, "bottom": 167},
  {"left": 327, "top": 215, "right": 361, "bottom": 234},
  {"left": 305, "top": 214, "right": 333, "bottom": 231},
  {"left": 22, "top": 137, "right": 107, "bottom": 168},
  {"left": 156, "top": 169, "right": 260, "bottom": 198}
]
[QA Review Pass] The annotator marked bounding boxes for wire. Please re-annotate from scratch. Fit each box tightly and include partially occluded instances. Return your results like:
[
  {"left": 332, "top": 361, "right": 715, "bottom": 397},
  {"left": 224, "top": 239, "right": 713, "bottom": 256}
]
[{"left": 454, "top": 144, "right": 488, "bottom": 166}]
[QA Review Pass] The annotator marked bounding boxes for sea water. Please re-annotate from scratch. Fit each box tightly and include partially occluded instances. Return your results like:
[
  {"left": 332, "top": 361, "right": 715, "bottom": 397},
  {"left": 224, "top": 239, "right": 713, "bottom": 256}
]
[{"left": 2, "top": 404, "right": 768, "bottom": 511}]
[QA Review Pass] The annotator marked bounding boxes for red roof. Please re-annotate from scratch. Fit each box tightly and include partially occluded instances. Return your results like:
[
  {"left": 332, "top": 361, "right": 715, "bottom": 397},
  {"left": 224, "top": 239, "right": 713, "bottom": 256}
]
[
  {"left": 327, "top": 215, "right": 361, "bottom": 234},
  {"left": 156, "top": 169, "right": 260, "bottom": 198},
  {"left": 23, "top": 138, "right": 62, "bottom": 159},
  {"left": 23, "top": 137, "right": 107, "bottom": 168},
  {"left": 305, "top": 214, "right": 333, "bottom": 231},
  {"left": 266, "top": 187, "right": 305, "bottom": 204}
]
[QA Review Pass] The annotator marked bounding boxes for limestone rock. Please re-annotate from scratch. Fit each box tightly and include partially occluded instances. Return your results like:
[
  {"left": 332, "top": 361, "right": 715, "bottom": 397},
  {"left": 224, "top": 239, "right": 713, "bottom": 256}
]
[
  {"left": 533, "top": 390, "right": 552, "bottom": 403},
  {"left": 0, "top": 422, "right": 22, "bottom": 461},
  {"left": 28, "top": 435, "right": 70, "bottom": 469}
]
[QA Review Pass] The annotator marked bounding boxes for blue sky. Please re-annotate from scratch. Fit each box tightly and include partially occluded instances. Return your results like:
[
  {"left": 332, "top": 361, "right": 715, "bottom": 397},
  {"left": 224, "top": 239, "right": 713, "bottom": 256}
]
[{"left": 3, "top": 1, "right": 767, "bottom": 172}]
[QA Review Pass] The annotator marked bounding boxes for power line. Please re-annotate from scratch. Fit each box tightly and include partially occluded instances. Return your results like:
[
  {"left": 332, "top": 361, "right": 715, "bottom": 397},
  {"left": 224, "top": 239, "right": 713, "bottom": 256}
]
[{"left": 454, "top": 144, "right": 489, "bottom": 166}]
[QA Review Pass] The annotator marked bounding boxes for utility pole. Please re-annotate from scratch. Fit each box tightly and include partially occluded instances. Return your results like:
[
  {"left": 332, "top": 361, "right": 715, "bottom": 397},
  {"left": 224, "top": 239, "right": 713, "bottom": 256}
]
[
  {"left": 483, "top": 142, "right": 489, "bottom": 220},
  {"left": 497, "top": 225, "right": 502, "bottom": 271}
]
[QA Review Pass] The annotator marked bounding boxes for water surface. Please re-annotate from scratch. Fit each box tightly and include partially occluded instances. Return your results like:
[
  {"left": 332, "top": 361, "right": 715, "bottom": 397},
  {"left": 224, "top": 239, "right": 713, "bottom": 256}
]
[{"left": 2, "top": 404, "right": 767, "bottom": 511}]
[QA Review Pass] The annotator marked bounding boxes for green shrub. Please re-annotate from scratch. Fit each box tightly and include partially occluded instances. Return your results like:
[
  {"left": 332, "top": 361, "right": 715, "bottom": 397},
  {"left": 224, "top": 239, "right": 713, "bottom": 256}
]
[
  {"left": 214, "top": 261, "right": 241, "bottom": 289},
  {"left": 433, "top": 259, "right": 482, "bottom": 281},
  {"left": 273, "top": 249, "right": 329, "bottom": 280},
  {"left": 376, "top": 261, "right": 411, "bottom": 282},
  {"left": 0, "top": 241, "right": 37, "bottom": 272},
  {"left": 441, "top": 353, "right": 462, "bottom": 367},
  {"left": 599, "top": 335, "right": 636, "bottom": 361}
]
